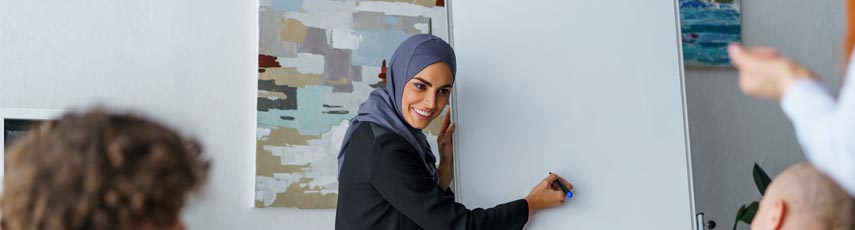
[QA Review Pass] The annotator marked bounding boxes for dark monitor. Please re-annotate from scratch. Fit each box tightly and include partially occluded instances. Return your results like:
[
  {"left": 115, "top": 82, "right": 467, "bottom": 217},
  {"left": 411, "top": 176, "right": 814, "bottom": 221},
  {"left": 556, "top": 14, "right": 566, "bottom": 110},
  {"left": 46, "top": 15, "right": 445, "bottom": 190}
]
[{"left": 4, "top": 119, "right": 43, "bottom": 148}]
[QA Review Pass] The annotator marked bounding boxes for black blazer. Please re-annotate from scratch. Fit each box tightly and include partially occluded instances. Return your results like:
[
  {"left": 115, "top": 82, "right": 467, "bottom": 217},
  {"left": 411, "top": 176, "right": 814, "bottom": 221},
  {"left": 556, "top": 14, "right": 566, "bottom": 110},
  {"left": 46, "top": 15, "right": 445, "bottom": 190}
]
[{"left": 336, "top": 122, "right": 529, "bottom": 230}]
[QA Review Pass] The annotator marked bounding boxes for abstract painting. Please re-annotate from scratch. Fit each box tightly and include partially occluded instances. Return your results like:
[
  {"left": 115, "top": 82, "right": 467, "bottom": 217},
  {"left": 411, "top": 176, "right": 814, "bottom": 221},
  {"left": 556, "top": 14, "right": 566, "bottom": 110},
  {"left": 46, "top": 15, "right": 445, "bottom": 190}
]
[
  {"left": 256, "top": 0, "right": 450, "bottom": 209},
  {"left": 680, "top": 0, "right": 742, "bottom": 67}
]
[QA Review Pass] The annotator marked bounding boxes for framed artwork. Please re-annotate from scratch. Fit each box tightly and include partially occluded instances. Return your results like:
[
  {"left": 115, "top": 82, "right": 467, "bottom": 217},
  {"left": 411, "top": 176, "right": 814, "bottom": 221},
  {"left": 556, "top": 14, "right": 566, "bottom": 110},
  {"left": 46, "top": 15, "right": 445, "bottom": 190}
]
[
  {"left": 256, "top": 0, "right": 451, "bottom": 209},
  {"left": 680, "top": 0, "right": 742, "bottom": 67}
]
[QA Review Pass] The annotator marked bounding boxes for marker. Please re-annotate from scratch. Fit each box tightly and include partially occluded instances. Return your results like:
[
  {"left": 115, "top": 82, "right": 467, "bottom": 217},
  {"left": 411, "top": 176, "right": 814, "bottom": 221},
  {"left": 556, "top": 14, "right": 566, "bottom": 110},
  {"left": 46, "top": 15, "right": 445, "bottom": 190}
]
[{"left": 550, "top": 173, "right": 574, "bottom": 198}]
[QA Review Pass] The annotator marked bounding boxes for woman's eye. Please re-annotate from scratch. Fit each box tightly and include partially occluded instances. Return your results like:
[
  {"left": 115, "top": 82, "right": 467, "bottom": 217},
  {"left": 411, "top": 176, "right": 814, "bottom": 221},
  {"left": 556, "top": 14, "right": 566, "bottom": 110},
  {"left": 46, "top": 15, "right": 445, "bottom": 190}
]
[
  {"left": 413, "top": 83, "right": 426, "bottom": 89},
  {"left": 439, "top": 89, "right": 451, "bottom": 95}
]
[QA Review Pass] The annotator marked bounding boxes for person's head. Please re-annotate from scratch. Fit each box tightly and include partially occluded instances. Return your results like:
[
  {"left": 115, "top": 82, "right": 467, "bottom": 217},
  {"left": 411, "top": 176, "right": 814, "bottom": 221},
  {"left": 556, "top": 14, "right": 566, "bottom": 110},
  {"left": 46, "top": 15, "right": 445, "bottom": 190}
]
[
  {"left": 388, "top": 34, "right": 456, "bottom": 129},
  {"left": 1, "top": 109, "right": 210, "bottom": 230},
  {"left": 751, "top": 163, "right": 854, "bottom": 230}
]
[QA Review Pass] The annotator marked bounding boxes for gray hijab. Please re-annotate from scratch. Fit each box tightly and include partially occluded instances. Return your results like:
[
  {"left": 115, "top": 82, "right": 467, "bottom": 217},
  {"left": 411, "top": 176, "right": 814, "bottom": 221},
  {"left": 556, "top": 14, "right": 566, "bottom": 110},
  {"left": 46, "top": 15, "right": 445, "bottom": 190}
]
[{"left": 337, "top": 34, "right": 457, "bottom": 181}]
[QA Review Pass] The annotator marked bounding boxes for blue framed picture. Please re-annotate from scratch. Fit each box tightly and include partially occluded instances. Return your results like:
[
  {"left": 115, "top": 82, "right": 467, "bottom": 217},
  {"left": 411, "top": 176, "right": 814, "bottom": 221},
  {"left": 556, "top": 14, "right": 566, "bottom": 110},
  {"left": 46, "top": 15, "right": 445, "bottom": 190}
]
[{"left": 680, "top": 0, "right": 742, "bottom": 67}]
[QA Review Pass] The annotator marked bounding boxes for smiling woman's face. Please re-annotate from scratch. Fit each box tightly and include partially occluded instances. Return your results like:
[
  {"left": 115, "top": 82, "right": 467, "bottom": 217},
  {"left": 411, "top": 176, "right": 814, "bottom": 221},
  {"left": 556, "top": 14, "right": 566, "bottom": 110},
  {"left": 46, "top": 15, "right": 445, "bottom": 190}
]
[{"left": 401, "top": 62, "right": 453, "bottom": 129}]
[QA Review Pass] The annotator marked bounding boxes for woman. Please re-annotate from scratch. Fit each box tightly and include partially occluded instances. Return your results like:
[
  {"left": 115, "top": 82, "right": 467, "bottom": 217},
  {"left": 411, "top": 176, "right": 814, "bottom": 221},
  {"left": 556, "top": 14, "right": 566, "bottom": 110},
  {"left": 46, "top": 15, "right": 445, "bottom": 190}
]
[
  {"left": 727, "top": 0, "right": 855, "bottom": 196},
  {"left": 335, "top": 34, "right": 572, "bottom": 230}
]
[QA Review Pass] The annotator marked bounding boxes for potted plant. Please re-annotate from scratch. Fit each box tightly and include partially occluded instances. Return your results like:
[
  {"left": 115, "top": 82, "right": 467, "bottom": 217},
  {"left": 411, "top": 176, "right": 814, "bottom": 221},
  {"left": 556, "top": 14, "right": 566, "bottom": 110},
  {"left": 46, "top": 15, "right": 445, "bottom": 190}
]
[{"left": 732, "top": 163, "right": 772, "bottom": 230}]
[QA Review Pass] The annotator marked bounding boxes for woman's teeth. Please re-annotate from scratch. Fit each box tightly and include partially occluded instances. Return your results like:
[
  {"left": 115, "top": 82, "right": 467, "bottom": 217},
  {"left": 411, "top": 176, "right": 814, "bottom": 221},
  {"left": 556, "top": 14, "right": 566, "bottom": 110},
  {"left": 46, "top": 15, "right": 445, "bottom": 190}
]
[{"left": 414, "top": 108, "right": 432, "bottom": 117}]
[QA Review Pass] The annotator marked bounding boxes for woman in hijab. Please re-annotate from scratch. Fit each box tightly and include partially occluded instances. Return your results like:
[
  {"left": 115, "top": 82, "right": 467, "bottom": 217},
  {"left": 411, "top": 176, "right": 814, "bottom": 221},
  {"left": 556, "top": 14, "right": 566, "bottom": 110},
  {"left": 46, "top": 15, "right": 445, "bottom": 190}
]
[{"left": 335, "top": 34, "right": 572, "bottom": 230}]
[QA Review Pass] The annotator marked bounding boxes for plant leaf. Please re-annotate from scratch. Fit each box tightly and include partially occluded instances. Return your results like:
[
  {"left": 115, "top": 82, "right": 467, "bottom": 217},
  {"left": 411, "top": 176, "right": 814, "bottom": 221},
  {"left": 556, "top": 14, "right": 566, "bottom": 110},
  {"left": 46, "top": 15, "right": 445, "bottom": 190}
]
[
  {"left": 753, "top": 163, "right": 772, "bottom": 195},
  {"left": 739, "top": 201, "right": 759, "bottom": 224},
  {"left": 733, "top": 204, "right": 746, "bottom": 230}
]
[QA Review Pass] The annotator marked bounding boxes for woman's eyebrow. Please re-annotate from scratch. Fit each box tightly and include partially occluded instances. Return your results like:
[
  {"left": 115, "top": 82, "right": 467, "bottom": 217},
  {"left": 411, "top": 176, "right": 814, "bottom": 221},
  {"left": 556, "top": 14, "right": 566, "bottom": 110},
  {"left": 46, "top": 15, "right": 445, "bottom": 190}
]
[
  {"left": 413, "top": 77, "right": 433, "bottom": 87},
  {"left": 413, "top": 77, "right": 452, "bottom": 88}
]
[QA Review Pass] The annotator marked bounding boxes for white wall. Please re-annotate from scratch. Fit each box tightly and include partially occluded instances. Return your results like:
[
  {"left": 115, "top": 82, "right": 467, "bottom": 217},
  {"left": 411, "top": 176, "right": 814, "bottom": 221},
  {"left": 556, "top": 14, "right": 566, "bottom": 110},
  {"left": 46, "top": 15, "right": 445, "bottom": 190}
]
[
  {"left": 0, "top": 0, "right": 337, "bottom": 229},
  {"left": 686, "top": 0, "right": 845, "bottom": 228}
]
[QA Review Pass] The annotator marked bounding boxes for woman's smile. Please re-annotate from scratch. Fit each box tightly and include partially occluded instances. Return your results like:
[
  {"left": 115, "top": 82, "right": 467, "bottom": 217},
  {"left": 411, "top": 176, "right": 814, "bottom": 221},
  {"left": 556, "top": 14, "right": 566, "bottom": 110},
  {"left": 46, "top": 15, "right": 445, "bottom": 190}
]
[{"left": 412, "top": 107, "right": 433, "bottom": 120}]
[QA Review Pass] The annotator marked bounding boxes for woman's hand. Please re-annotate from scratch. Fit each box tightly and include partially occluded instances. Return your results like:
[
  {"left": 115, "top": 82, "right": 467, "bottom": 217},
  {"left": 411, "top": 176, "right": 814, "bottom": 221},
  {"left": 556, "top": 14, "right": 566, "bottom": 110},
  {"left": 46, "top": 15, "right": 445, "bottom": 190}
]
[
  {"left": 727, "top": 43, "right": 818, "bottom": 100},
  {"left": 437, "top": 108, "right": 456, "bottom": 191},
  {"left": 525, "top": 173, "right": 573, "bottom": 215},
  {"left": 437, "top": 108, "right": 455, "bottom": 162}
]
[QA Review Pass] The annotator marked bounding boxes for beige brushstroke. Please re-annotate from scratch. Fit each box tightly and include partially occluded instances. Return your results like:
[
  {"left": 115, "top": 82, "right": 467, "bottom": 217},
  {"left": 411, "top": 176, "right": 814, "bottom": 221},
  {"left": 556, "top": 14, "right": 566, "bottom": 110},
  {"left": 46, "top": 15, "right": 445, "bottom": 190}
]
[
  {"left": 255, "top": 142, "right": 310, "bottom": 178},
  {"left": 270, "top": 177, "right": 338, "bottom": 209},
  {"left": 258, "top": 90, "right": 288, "bottom": 99},
  {"left": 325, "top": 76, "right": 351, "bottom": 86},
  {"left": 259, "top": 67, "right": 322, "bottom": 88},
  {"left": 365, "top": 0, "right": 435, "bottom": 7},
  {"left": 281, "top": 18, "right": 308, "bottom": 43},
  {"left": 260, "top": 126, "right": 318, "bottom": 146},
  {"left": 256, "top": 127, "right": 320, "bottom": 177}
]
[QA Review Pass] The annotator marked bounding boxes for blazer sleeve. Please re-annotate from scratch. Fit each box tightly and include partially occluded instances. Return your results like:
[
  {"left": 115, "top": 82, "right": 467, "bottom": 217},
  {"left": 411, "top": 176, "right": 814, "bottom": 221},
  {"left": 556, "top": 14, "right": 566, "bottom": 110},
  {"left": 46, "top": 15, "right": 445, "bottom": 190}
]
[{"left": 369, "top": 134, "right": 529, "bottom": 230}]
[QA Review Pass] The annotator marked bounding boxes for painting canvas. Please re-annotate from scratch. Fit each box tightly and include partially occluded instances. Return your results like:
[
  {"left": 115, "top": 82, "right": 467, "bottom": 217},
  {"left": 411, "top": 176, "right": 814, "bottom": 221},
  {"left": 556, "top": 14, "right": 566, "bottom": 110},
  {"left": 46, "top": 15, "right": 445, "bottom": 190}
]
[
  {"left": 256, "top": 0, "right": 450, "bottom": 209},
  {"left": 680, "top": 0, "right": 742, "bottom": 67}
]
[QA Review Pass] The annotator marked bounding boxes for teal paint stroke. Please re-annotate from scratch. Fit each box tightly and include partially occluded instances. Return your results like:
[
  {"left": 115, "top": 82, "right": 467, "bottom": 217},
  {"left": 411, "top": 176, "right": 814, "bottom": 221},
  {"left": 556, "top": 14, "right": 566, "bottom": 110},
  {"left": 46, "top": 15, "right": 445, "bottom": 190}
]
[
  {"left": 258, "top": 85, "right": 352, "bottom": 136},
  {"left": 384, "top": 15, "right": 398, "bottom": 25},
  {"left": 271, "top": 0, "right": 303, "bottom": 12},
  {"left": 351, "top": 29, "right": 408, "bottom": 67}
]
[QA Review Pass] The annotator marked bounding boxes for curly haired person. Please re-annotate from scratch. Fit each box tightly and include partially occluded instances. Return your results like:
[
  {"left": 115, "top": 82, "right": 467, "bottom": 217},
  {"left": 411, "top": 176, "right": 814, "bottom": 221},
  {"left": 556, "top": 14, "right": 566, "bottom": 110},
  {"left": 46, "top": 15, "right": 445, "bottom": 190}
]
[{"left": 1, "top": 109, "right": 210, "bottom": 230}]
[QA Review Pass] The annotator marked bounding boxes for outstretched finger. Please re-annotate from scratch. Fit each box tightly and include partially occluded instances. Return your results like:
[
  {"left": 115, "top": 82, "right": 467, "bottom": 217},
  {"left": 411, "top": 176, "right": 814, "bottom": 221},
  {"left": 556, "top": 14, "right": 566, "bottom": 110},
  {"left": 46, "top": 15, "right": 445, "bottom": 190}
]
[
  {"left": 727, "top": 44, "right": 771, "bottom": 71},
  {"left": 749, "top": 46, "right": 780, "bottom": 58},
  {"left": 727, "top": 43, "right": 752, "bottom": 68}
]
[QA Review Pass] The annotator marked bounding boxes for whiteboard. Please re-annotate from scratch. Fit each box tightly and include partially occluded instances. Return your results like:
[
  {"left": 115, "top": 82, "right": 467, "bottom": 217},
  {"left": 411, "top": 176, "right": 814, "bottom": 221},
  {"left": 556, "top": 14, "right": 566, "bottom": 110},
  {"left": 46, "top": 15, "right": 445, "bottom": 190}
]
[{"left": 449, "top": 0, "right": 695, "bottom": 229}]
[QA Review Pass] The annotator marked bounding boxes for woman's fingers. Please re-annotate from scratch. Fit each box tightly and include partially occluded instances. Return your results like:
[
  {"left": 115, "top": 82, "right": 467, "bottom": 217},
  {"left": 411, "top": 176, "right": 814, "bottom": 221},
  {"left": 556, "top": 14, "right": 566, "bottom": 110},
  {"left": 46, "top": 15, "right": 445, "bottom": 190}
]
[
  {"left": 527, "top": 173, "right": 572, "bottom": 214},
  {"left": 728, "top": 43, "right": 755, "bottom": 69},
  {"left": 548, "top": 187, "right": 566, "bottom": 205},
  {"left": 560, "top": 177, "right": 573, "bottom": 190},
  {"left": 543, "top": 173, "right": 559, "bottom": 186},
  {"left": 729, "top": 44, "right": 779, "bottom": 71},
  {"left": 440, "top": 108, "right": 451, "bottom": 132},
  {"left": 749, "top": 46, "right": 780, "bottom": 58},
  {"left": 545, "top": 173, "right": 574, "bottom": 197}
]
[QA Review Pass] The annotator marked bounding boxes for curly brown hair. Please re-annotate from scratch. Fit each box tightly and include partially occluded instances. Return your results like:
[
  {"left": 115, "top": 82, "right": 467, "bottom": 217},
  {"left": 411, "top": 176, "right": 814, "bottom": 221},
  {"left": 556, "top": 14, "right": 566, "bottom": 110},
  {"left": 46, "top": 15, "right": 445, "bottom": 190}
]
[{"left": 1, "top": 109, "right": 210, "bottom": 230}]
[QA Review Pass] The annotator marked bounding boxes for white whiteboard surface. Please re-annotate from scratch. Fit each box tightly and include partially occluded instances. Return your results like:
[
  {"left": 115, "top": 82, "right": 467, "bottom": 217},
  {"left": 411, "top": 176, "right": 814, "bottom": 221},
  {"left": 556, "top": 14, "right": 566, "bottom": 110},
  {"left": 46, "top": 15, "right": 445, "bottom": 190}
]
[{"left": 449, "top": 0, "right": 695, "bottom": 229}]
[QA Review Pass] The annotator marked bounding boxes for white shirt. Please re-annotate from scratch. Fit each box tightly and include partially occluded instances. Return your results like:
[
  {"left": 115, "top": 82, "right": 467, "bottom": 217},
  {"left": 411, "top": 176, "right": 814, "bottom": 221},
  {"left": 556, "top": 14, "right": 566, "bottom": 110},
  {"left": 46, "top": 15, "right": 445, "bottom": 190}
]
[{"left": 781, "top": 58, "right": 855, "bottom": 196}]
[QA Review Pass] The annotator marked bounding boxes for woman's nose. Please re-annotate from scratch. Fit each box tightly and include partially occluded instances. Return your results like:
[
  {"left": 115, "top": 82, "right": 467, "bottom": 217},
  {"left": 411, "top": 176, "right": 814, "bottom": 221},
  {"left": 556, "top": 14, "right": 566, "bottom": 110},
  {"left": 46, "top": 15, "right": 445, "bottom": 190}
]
[{"left": 423, "top": 94, "right": 436, "bottom": 109}]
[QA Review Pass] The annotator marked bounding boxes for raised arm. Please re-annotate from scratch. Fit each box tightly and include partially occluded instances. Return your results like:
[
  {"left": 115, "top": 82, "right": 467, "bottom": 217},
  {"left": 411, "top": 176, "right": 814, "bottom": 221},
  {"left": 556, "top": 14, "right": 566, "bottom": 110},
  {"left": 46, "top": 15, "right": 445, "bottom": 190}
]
[
  {"left": 370, "top": 134, "right": 529, "bottom": 230},
  {"left": 781, "top": 75, "right": 855, "bottom": 195}
]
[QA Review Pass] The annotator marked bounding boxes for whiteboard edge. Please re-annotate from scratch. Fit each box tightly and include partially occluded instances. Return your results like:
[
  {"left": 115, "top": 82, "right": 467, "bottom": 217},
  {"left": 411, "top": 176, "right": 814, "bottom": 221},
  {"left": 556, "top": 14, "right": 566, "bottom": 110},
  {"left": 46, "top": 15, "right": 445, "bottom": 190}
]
[{"left": 671, "top": 0, "right": 699, "bottom": 228}]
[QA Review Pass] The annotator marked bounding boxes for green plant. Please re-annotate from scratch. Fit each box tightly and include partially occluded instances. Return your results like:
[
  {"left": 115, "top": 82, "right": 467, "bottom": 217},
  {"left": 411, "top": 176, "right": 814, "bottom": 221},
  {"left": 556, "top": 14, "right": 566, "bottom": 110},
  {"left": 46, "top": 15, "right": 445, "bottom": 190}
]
[{"left": 732, "top": 163, "right": 772, "bottom": 230}]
